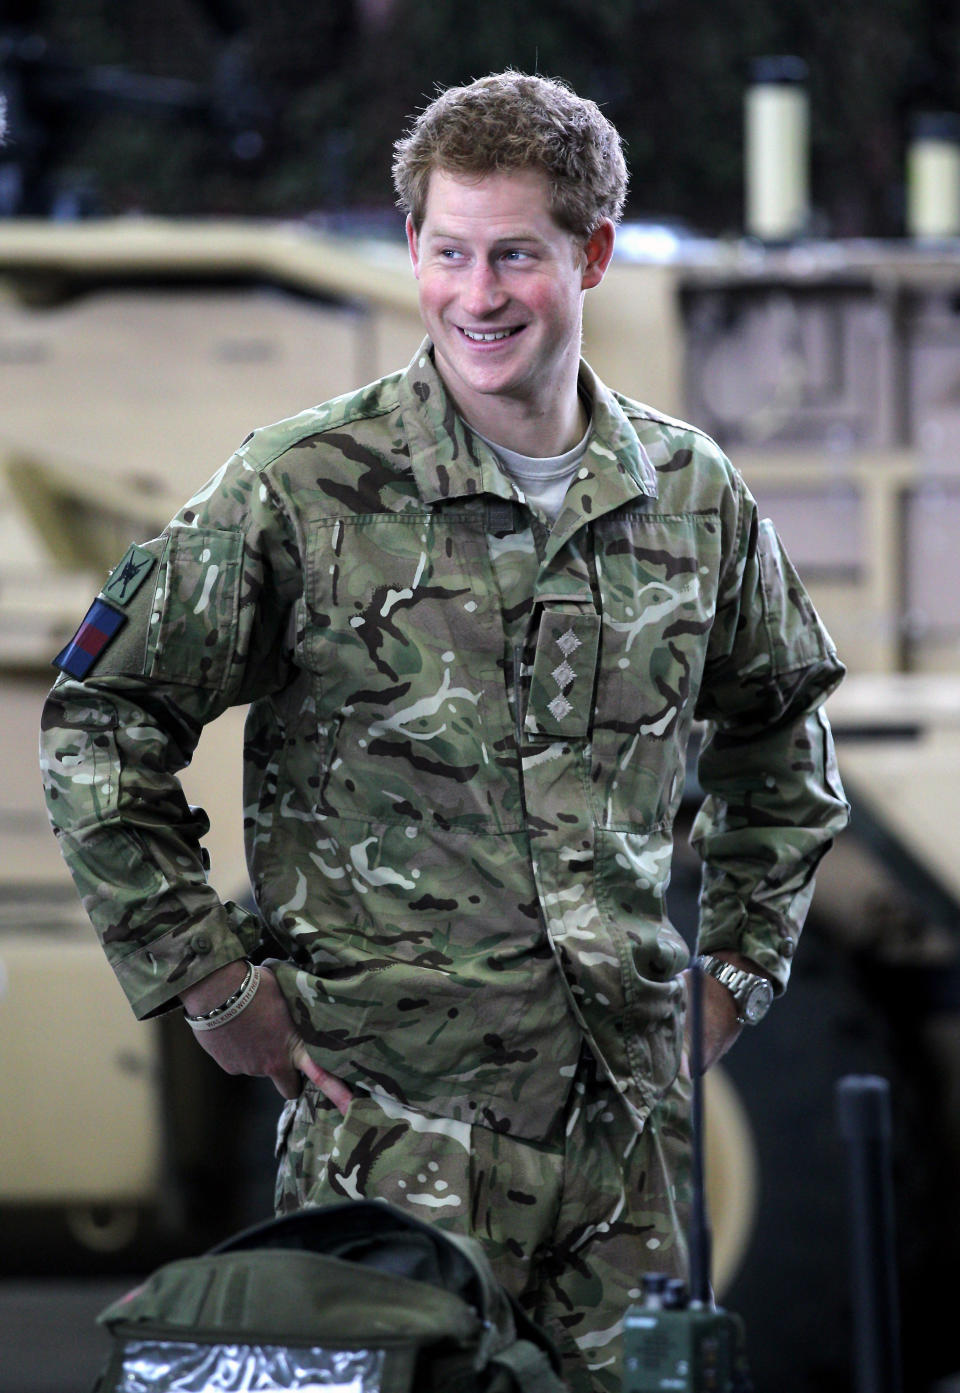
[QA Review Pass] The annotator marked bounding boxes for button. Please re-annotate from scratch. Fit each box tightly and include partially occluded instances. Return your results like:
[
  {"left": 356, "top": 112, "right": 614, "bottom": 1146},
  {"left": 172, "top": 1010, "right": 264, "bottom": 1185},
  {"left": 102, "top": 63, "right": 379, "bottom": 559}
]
[
  {"left": 780, "top": 938, "right": 796, "bottom": 959},
  {"left": 191, "top": 934, "right": 212, "bottom": 955}
]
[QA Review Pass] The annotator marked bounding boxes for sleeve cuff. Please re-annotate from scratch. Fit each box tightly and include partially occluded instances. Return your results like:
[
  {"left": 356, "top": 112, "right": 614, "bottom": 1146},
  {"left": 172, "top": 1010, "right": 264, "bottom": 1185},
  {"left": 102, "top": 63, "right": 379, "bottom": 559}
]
[
  {"left": 696, "top": 911, "right": 797, "bottom": 995},
  {"left": 113, "top": 900, "right": 262, "bottom": 1019}
]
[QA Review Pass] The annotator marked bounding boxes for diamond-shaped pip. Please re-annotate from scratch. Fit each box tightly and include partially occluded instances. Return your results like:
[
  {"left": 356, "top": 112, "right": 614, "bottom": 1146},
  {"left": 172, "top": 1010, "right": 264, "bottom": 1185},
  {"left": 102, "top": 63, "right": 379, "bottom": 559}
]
[
  {"left": 548, "top": 694, "right": 574, "bottom": 721},
  {"left": 552, "top": 660, "right": 576, "bottom": 690}
]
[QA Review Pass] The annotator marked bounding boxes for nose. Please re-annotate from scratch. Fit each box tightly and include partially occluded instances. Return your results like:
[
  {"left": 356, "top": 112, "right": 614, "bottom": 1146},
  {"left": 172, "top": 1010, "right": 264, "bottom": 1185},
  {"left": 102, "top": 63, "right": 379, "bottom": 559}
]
[{"left": 460, "top": 260, "right": 507, "bottom": 317}]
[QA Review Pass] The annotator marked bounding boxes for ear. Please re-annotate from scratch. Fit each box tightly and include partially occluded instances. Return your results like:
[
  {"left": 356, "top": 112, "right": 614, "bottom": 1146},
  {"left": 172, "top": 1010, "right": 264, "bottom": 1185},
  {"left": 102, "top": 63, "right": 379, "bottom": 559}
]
[
  {"left": 580, "top": 219, "right": 616, "bottom": 290},
  {"left": 405, "top": 214, "right": 421, "bottom": 278}
]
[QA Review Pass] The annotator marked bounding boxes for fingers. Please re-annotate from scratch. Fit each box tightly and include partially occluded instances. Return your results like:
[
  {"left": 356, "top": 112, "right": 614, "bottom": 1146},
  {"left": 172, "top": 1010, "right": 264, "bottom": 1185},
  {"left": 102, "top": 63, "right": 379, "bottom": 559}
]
[
  {"left": 291, "top": 1040, "right": 353, "bottom": 1115},
  {"left": 189, "top": 962, "right": 354, "bottom": 1109}
]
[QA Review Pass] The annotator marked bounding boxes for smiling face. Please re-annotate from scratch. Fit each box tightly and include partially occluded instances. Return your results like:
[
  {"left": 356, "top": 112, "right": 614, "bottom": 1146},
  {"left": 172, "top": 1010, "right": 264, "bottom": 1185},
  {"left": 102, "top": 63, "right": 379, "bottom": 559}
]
[{"left": 406, "top": 167, "right": 614, "bottom": 454}]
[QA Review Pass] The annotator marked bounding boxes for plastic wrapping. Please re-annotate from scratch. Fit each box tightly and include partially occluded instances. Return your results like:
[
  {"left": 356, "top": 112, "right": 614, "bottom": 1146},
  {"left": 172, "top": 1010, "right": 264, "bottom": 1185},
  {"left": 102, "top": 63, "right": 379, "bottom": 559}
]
[{"left": 113, "top": 1338, "right": 387, "bottom": 1392}]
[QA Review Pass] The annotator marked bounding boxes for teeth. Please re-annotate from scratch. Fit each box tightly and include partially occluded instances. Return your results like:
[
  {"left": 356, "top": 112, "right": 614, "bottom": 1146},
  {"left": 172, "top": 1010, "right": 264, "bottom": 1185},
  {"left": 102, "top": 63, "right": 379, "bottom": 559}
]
[{"left": 462, "top": 328, "right": 517, "bottom": 341}]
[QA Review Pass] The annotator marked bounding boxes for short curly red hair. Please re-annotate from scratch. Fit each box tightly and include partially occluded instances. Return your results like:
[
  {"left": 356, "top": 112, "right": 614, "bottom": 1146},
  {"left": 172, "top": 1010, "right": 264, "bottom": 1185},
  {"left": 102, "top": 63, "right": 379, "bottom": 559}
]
[{"left": 393, "top": 71, "right": 628, "bottom": 242}]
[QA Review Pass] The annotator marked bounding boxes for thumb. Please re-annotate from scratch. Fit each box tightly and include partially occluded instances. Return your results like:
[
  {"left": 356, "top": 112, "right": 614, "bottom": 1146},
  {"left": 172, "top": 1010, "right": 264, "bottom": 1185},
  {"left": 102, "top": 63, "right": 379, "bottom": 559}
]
[{"left": 290, "top": 1039, "right": 353, "bottom": 1116}]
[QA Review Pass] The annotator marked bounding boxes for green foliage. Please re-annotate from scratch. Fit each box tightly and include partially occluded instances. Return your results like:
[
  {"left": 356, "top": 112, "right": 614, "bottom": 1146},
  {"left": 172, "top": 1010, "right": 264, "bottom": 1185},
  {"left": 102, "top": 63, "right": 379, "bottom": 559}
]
[{"left": 9, "top": 0, "right": 958, "bottom": 236}]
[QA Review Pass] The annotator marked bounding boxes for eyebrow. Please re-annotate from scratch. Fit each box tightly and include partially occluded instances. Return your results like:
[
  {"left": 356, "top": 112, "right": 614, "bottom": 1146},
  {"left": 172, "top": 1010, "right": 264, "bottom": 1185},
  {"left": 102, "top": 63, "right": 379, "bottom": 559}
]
[{"left": 424, "top": 228, "right": 548, "bottom": 246}]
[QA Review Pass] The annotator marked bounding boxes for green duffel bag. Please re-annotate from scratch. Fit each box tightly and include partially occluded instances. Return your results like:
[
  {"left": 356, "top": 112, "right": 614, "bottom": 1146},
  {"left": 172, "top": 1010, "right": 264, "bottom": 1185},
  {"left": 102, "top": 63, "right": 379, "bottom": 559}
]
[{"left": 92, "top": 1199, "right": 568, "bottom": 1392}]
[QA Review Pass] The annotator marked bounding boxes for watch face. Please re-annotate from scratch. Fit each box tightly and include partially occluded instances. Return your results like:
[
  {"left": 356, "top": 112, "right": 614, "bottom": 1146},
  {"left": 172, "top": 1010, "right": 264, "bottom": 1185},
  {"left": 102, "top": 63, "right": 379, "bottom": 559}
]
[{"left": 743, "top": 979, "right": 774, "bottom": 1024}]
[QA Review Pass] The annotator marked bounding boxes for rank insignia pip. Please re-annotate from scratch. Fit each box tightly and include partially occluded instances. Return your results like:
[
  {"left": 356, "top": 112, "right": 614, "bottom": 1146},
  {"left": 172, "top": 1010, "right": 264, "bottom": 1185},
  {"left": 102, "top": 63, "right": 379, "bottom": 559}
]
[{"left": 53, "top": 598, "right": 127, "bottom": 679}]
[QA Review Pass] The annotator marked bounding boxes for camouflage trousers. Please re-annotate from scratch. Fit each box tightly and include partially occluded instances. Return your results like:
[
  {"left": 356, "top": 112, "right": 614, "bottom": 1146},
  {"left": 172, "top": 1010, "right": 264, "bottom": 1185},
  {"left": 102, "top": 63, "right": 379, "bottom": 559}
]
[{"left": 274, "top": 1047, "right": 692, "bottom": 1393}]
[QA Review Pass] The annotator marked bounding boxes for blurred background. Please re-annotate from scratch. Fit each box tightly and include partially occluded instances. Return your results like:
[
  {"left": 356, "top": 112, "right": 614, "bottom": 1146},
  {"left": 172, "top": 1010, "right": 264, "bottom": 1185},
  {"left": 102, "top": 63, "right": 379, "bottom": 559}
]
[{"left": 3, "top": 2, "right": 960, "bottom": 1391}]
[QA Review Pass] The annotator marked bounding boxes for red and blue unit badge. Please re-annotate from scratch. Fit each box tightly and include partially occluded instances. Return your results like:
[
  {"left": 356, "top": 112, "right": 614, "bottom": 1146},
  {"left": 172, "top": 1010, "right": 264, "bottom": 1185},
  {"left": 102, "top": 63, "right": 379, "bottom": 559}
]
[
  {"left": 52, "top": 541, "right": 156, "bottom": 679},
  {"left": 53, "top": 598, "right": 126, "bottom": 679}
]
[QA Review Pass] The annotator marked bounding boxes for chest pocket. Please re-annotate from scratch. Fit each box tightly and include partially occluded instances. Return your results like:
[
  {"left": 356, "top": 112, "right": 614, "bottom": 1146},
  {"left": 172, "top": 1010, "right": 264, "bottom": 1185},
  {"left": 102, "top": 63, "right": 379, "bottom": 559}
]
[
  {"left": 301, "top": 512, "right": 520, "bottom": 832},
  {"left": 592, "top": 511, "right": 722, "bottom": 830}
]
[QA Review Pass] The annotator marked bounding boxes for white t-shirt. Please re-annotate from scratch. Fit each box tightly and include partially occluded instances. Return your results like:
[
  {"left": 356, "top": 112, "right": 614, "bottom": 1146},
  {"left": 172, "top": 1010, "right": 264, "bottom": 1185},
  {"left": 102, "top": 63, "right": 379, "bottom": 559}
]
[{"left": 476, "top": 423, "right": 591, "bottom": 523}]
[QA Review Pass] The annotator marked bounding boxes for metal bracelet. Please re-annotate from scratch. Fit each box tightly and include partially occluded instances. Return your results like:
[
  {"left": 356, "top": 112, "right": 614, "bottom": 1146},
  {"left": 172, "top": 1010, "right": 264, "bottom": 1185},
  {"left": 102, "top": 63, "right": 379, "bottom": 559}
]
[
  {"left": 184, "top": 960, "right": 255, "bottom": 1025},
  {"left": 186, "top": 963, "right": 261, "bottom": 1032}
]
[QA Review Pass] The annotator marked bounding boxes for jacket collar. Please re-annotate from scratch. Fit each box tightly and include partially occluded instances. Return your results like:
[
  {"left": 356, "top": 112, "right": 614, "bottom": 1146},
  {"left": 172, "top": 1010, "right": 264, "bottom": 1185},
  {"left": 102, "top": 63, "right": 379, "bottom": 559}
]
[{"left": 398, "top": 341, "right": 659, "bottom": 525}]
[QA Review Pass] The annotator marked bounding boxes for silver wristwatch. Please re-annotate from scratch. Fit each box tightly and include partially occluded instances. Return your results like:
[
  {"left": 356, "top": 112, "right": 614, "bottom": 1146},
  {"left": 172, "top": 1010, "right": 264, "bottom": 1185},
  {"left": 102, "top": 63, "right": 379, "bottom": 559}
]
[{"left": 695, "top": 954, "right": 774, "bottom": 1025}]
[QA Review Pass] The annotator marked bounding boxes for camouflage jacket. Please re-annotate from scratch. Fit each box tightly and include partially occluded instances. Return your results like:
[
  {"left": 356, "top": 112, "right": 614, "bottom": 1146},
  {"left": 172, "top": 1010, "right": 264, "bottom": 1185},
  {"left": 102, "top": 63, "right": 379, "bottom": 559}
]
[{"left": 41, "top": 344, "right": 848, "bottom": 1139}]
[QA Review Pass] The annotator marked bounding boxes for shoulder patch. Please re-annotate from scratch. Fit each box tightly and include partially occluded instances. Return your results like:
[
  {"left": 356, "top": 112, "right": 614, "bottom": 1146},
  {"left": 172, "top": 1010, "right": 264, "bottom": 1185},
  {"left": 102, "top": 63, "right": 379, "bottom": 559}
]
[
  {"left": 101, "top": 542, "right": 156, "bottom": 607},
  {"left": 53, "top": 598, "right": 126, "bottom": 679}
]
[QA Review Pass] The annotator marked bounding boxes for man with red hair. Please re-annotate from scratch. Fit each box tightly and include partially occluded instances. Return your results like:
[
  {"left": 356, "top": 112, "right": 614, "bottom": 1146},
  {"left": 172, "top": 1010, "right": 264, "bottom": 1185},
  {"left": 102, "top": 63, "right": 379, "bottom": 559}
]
[{"left": 42, "top": 72, "right": 846, "bottom": 1391}]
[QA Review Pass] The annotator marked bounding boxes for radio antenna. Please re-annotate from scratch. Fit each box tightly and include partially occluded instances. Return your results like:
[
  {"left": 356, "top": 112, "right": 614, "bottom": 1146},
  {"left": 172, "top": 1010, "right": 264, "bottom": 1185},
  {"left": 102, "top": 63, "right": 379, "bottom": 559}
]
[
  {"left": 687, "top": 960, "right": 713, "bottom": 1306},
  {"left": 622, "top": 960, "right": 753, "bottom": 1389}
]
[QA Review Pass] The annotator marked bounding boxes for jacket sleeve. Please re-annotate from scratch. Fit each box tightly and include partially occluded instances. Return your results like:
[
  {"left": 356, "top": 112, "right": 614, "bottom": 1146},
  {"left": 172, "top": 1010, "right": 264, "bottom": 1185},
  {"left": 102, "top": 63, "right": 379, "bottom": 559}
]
[
  {"left": 39, "top": 450, "right": 301, "bottom": 1018},
  {"left": 691, "top": 469, "right": 849, "bottom": 992}
]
